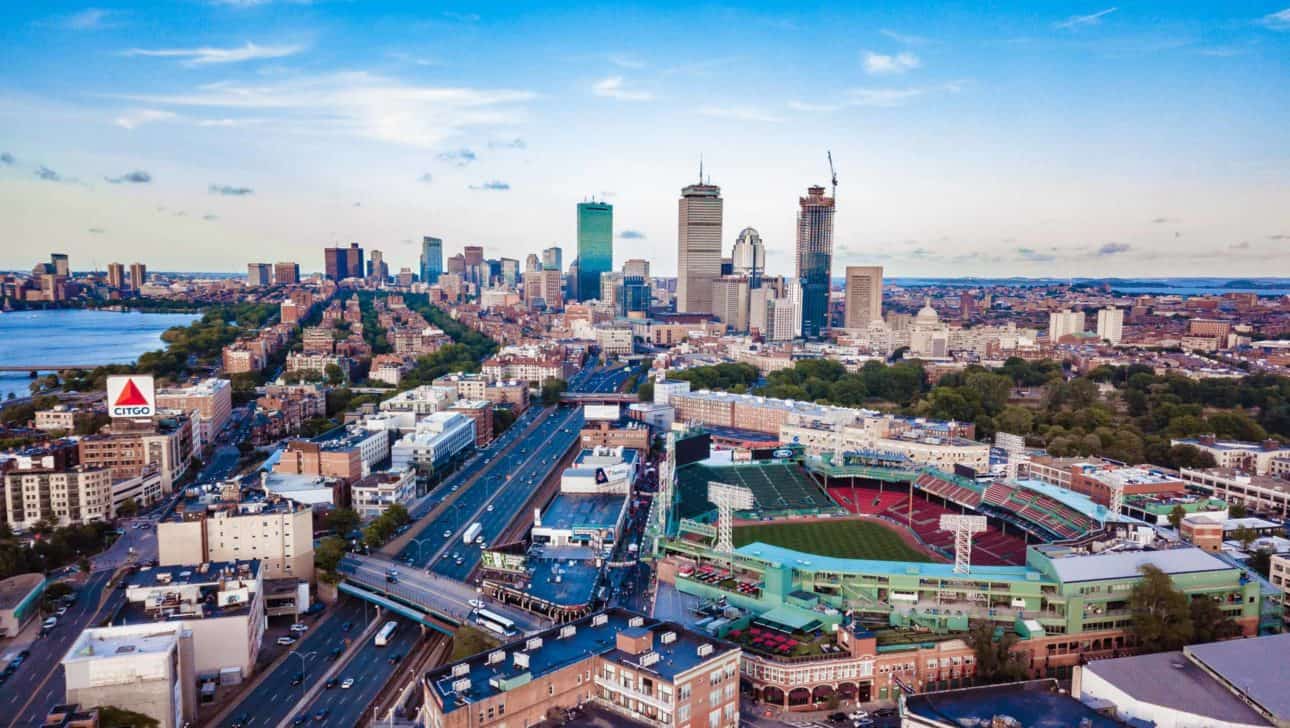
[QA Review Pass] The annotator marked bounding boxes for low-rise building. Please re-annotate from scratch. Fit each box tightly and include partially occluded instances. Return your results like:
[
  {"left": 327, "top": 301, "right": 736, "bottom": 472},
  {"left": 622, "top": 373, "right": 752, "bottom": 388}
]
[
  {"left": 1172, "top": 436, "right": 1290, "bottom": 475},
  {"left": 0, "top": 572, "right": 46, "bottom": 637},
  {"left": 159, "top": 493, "right": 314, "bottom": 582},
  {"left": 579, "top": 418, "right": 651, "bottom": 452},
  {"left": 156, "top": 378, "right": 233, "bottom": 453},
  {"left": 351, "top": 468, "right": 417, "bottom": 520},
  {"left": 421, "top": 609, "right": 741, "bottom": 728},
  {"left": 390, "top": 412, "right": 476, "bottom": 473},
  {"left": 449, "top": 399, "right": 494, "bottom": 447},
  {"left": 62, "top": 622, "right": 197, "bottom": 728},
  {"left": 906, "top": 679, "right": 1121, "bottom": 728},
  {"left": 1180, "top": 467, "right": 1290, "bottom": 519},
  {"left": 3, "top": 452, "right": 113, "bottom": 530},
  {"left": 379, "top": 385, "right": 459, "bottom": 416},
  {"left": 33, "top": 406, "right": 95, "bottom": 434}
]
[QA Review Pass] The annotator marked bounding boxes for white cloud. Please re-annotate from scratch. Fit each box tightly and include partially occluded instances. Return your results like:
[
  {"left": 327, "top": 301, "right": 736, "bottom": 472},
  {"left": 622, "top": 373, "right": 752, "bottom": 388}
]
[
  {"left": 1258, "top": 8, "right": 1290, "bottom": 30},
  {"left": 789, "top": 81, "right": 961, "bottom": 112},
  {"left": 124, "top": 42, "right": 305, "bottom": 67},
  {"left": 697, "top": 105, "right": 783, "bottom": 123},
  {"left": 862, "top": 51, "right": 921, "bottom": 75},
  {"left": 115, "top": 108, "right": 178, "bottom": 129},
  {"left": 592, "top": 76, "right": 653, "bottom": 101},
  {"left": 114, "top": 72, "right": 534, "bottom": 149},
  {"left": 1055, "top": 8, "right": 1117, "bottom": 30},
  {"left": 197, "top": 118, "right": 263, "bottom": 127},
  {"left": 879, "top": 29, "right": 930, "bottom": 46},
  {"left": 608, "top": 54, "right": 646, "bottom": 69}
]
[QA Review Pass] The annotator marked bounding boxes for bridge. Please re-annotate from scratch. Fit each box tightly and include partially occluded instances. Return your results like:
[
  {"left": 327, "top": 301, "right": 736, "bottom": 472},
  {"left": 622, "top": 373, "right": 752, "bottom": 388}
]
[
  {"left": 559, "top": 392, "right": 639, "bottom": 404},
  {"left": 0, "top": 364, "right": 112, "bottom": 372}
]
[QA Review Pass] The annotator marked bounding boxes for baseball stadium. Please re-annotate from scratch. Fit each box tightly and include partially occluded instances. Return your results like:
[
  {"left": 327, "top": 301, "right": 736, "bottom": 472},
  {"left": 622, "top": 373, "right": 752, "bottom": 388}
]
[{"left": 647, "top": 431, "right": 1277, "bottom": 708}]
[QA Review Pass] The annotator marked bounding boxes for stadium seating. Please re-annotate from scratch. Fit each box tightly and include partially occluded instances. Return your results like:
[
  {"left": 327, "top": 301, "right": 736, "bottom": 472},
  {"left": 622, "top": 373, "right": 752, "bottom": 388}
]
[{"left": 675, "top": 462, "right": 839, "bottom": 517}]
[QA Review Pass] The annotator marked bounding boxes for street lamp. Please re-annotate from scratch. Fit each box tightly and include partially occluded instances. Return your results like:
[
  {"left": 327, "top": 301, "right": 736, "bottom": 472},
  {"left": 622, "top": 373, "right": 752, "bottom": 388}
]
[
  {"left": 409, "top": 537, "right": 432, "bottom": 566},
  {"left": 289, "top": 650, "right": 317, "bottom": 707}
]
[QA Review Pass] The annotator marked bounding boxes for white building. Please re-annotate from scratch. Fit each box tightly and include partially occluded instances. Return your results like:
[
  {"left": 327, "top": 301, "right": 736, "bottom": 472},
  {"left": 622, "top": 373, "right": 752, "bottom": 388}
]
[
  {"left": 594, "top": 325, "right": 634, "bottom": 355},
  {"left": 158, "top": 496, "right": 314, "bottom": 582},
  {"left": 351, "top": 468, "right": 417, "bottom": 519},
  {"left": 390, "top": 411, "right": 476, "bottom": 471},
  {"left": 1172, "top": 437, "right": 1290, "bottom": 475},
  {"left": 62, "top": 622, "right": 197, "bottom": 728},
  {"left": 1048, "top": 308, "right": 1086, "bottom": 341},
  {"left": 652, "top": 375, "right": 691, "bottom": 407},
  {"left": 1095, "top": 306, "right": 1124, "bottom": 344},
  {"left": 379, "top": 385, "right": 459, "bottom": 415}
]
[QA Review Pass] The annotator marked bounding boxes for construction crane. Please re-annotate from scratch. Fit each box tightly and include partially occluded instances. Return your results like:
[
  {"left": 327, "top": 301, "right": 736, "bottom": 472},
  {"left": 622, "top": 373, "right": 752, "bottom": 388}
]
[{"left": 827, "top": 150, "right": 838, "bottom": 200}]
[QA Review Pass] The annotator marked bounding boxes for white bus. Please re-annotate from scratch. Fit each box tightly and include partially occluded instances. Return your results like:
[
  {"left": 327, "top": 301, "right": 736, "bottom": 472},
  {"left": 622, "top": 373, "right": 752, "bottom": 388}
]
[
  {"left": 374, "top": 620, "right": 398, "bottom": 647},
  {"left": 475, "top": 608, "right": 516, "bottom": 636}
]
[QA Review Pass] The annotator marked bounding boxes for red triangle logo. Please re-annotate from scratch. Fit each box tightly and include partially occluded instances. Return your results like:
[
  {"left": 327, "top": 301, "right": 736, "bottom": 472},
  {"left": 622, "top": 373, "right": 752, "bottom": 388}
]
[{"left": 114, "top": 379, "right": 149, "bottom": 407}]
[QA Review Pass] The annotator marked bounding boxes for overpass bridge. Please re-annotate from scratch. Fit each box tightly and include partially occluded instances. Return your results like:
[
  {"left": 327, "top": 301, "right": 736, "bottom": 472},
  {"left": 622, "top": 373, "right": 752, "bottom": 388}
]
[{"left": 559, "top": 392, "right": 639, "bottom": 404}]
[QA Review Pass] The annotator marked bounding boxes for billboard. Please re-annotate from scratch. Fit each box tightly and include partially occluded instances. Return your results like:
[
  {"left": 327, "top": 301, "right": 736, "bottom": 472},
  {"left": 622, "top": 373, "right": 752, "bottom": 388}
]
[
  {"left": 583, "top": 404, "right": 621, "bottom": 422},
  {"left": 106, "top": 375, "right": 156, "bottom": 419},
  {"left": 674, "top": 432, "right": 711, "bottom": 467}
]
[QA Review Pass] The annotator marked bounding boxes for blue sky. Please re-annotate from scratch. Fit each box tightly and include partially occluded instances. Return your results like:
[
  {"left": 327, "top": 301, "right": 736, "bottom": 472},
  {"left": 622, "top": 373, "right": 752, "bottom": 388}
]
[{"left": 0, "top": 1, "right": 1287, "bottom": 277}]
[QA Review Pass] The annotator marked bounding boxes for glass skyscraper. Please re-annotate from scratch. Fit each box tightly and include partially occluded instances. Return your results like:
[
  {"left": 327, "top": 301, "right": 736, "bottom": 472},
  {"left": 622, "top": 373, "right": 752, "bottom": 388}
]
[
  {"left": 576, "top": 201, "right": 613, "bottom": 302},
  {"left": 795, "top": 185, "right": 835, "bottom": 339},
  {"left": 420, "top": 236, "right": 443, "bottom": 284}
]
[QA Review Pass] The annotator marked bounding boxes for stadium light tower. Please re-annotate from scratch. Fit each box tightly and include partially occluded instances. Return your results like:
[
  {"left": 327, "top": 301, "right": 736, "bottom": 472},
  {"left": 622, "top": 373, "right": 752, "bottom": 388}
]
[
  {"left": 939, "top": 514, "right": 988, "bottom": 574},
  {"left": 1106, "top": 481, "right": 1124, "bottom": 521},
  {"left": 708, "top": 482, "right": 755, "bottom": 554},
  {"left": 995, "top": 432, "right": 1028, "bottom": 481}
]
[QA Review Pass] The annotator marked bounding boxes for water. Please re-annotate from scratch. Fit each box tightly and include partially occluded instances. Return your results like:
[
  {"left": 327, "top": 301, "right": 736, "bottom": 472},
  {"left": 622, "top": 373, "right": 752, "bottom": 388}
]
[{"left": 0, "top": 309, "right": 200, "bottom": 401}]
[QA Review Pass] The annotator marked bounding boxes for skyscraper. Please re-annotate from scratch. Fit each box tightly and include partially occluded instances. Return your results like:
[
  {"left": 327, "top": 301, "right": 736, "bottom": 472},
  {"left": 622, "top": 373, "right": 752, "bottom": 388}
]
[
  {"left": 843, "top": 266, "right": 883, "bottom": 329},
  {"left": 576, "top": 201, "right": 613, "bottom": 302},
  {"left": 247, "top": 263, "right": 272, "bottom": 287},
  {"left": 795, "top": 185, "right": 835, "bottom": 338},
  {"left": 620, "top": 276, "right": 651, "bottom": 318},
  {"left": 525, "top": 254, "right": 542, "bottom": 272},
  {"left": 731, "top": 227, "right": 765, "bottom": 282},
  {"left": 1048, "top": 309, "right": 1086, "bottom": 341},
  {"left": 676, "top": 178, "right": 723, "bottom": 314},
  {"left": 463, "top": 245, "right": 485, "bottom": 288},
  {"left": 1096, "top": 306, "right": 1124, "bottom": 344},
  {"left": 713, "top": 275, "right": 751, "bottom": 332},
  {"left": 622, "top": 259, "right": 650, "bottom": 278},
  {"left": 274, "top": 262, "right": 300, "bottom": 285},
  {"left": 324, "top": 243, "right": 363, "bottom": 281},
  {"left": 51, "top": 253, "right": 69, "bottom": 277},
  {"left": 542, "top": 246, "right": 563, "bottom": 272},
  {"left": 106, "top": 262, "right": 125, "bottom": 290},
  {"left": 129, "top": 262, "right": 148, "bottom": 290},
  {"left": 500, "top": 257, "right": 520, "bottom": 288},
  {"left": 368, "top": 250, "right": 388, "bottom": 282},
  {"left": 959, "top": 291, "right": 976, "bottom": 322},
  {"left": 420, "top": 237, "right": 443, "bottom": 284}
]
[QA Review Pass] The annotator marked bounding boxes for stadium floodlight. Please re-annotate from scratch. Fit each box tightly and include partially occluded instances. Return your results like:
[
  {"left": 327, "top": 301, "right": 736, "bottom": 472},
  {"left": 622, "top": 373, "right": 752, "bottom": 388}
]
[
  {"left": 708, "top": 481, "right": 755, "bottom": 554},
  {"left": 939, "top": 514, "right": 988, "bottom": 574},
  {"left": 1105, "top": 481, "right": 1124, "bottom": 521},
  {"left": 995, "top": 432, "right": 1027, "bottom": 481}
]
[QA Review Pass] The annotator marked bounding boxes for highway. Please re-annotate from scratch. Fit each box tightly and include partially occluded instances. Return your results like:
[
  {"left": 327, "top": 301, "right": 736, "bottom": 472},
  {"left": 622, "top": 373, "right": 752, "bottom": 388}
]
[{"left": 286, "top": 618, "right": 422, "bottom": 728}]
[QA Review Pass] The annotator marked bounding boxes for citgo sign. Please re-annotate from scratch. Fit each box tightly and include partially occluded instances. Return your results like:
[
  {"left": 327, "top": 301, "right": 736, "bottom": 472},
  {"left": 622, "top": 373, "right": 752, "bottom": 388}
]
[{"left": 106, "top": 375, "right": 156, "bottom": 419}]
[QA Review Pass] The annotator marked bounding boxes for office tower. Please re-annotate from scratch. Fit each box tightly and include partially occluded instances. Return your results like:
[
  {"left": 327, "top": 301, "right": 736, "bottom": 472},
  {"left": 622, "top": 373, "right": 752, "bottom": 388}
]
[
  {"left": 566, "top": 258, "right": 580, "bottom": 302},
  {"left": 1096, "top": 306, "right": 1124, "bottom": 344},
  {"left": 622, "top": 258, "right": 650, "bottom": 279},
  {"left": 273, "top": 262, "right": 300, "bottom": 285},
  {"left": 843, "top": 266, "right": 883, "bottom": 329},
  {"left": 766, "top": 296, "right": 797, "bottom": 341},
  {"left": 129, "top": 262, "right": 148, "bottom": 290},
  {"left": 246, "top": 263, "right": 272, "bottom": 287},
  {"left": 620, "top": 276, "right": 650, "bottom": 318},
  {"left": 420, "top": 237, "right": 443, "bottom": 284},
  {"left": 796, "top": 185, "right": 834, "bottom": 338},
  {"left": 463, "top": 245, "right": 485, "bottom": 287},
  {"left": 446, "top": 253, "right": 466, "bottom": 276},
  {"left": 721, "top": 258, "right": 734, "bottom": 276},
  {"left": 731, "top": 227, "right": 765, "bottom": 280},
  {"left": 368, "top": 250, "right": 388, "bottom": 282},
  {"left": 1048, "top": 308, "right": 1086, "bottom": 341},
  {"left": 500, "top": 258, "right": 520, "bottom": 288},
  {"left": 576, "top": 201, "right": 613, "bottom": 302},
  {"left": 324, "top": 243, "right": 363, "bottom": 281},
  {"left": 713, "top": 275, "right": 751, "bottom": 332},
  {"left": 960, "top": 291, "right": 976, "bottom": 322},
  {"left": 676, "top": 178, "right": 723, "bottom": 313},
  {"left": 600, "top": 272, "right": 623, "bottom": 306},
  {"left": 542, "top": 246, "right": 563, "bottom": 272},
  {"left": 396, "top": 268, "right": 415, "bottom": 287},
  {"left": 51, "top": 253, "right": 69, "bottom": 277},
  {"left": 786, "top": 277, "right": 803, "bottom": 338},
  {"left": 524, "top": 269, "right": 564, "bottom": 311},
  {"left": 525, "top": 254, "right": 542, "bottom": 273},
  {"left": 107, "top": 262, "right": 126, "bottom": 289}
]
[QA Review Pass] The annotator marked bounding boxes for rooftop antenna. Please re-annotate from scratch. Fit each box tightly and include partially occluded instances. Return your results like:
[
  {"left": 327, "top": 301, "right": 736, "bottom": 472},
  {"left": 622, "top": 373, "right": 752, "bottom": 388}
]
[
  {"left": 699, "top": 154, "right": 704, "bottom": 185},
  {"left": 827, "top": 150, "right": 838, "bottom": 200}
]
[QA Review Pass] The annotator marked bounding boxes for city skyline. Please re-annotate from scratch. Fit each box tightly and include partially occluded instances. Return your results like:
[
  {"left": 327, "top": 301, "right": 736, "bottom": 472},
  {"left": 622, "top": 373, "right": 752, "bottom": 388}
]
[{"left": 1, "top": 2, "right": 1288, "bottom": 276}]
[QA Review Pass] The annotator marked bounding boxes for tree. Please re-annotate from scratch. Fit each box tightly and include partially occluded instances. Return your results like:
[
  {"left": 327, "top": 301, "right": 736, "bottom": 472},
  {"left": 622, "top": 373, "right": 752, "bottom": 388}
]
[
  {"left": 1248, "top": 548, "right": 1272, "bottom": 578},
  {"left": 324, "top": 363, "right": 346, "bottom": 386},
  {"left": 78, "top": 556, "right": 93, "bottom": 575},
  {"left": 1228, "top": 501, "right": 1248, "bottom": 518},
  {"left": 326, "top": 508, "right": 360, "bottom": 537},
  {"left": 1164, "top": 444, "right": 1218, "bottom": 470},
  {"left": 314, "top": 536, "right": 347, "bottom": 575},
  {"left": 1167, "top": 504, "right": 1186, "bottom": 531},
  {"left": 115, "top": 499, "right": 139, "bottom": 519},
  {"left": 966, "top": 621, "right": 1030, "bottom": 684},
  {"left": 964, "top": 371, "right": 1013, "bottom": 416},
  {"left": 637, "top": 380, "right": 654, "bottom": 403},
  {"left": 1129, "top": 564, "right": 1194, "bottom": 653},
  {"left": 98, "top": 706, "right": 161, "bottom": 728},
  {"left": 1231, "top": 526, "right": 1258, "bottom": 551},
  {"left": 493, "top": 407, "right": 517, "bottom": 435},
  {"left": 540, "top": 378, "right": 568, "bottom": 405},
  {"left": 1189, "top": 596, "right": 1242, "bottom": 644},
  {"left": 994, "top": 406, "right": 1035, "bottom": 437}
]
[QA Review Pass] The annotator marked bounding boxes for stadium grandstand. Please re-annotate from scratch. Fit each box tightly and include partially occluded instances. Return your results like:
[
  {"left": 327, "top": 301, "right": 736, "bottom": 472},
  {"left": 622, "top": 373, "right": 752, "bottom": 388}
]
[{"left": 673, "top": 460, "right": 844, "bottom": 521}]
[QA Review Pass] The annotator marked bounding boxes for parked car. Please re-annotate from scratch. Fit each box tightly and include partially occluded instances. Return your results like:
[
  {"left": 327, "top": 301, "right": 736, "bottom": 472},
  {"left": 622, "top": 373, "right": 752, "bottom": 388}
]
[
  {"left": 468, "top": 599, "right": 485, "bottom": 609},
  {"left": 289, "top": 623, "right": 308, "bottom": 633},
  {"left": 276, "top": 636, "right": 296, "bottom": 646},
  {"left": 42, "top": 617, "right": 57, "bottom": 629}
]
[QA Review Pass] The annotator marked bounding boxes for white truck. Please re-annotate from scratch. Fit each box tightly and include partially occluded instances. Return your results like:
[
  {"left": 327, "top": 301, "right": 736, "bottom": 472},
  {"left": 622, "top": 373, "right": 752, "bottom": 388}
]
[{"left": 462, "top": 522, "right": 483, "bottom": 545}]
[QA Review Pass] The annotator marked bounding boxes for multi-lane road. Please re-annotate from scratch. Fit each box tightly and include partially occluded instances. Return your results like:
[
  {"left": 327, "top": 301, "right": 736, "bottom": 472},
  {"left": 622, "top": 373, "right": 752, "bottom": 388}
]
[{"left": 286, "top": 616, "right": 422, "bottom": 728}]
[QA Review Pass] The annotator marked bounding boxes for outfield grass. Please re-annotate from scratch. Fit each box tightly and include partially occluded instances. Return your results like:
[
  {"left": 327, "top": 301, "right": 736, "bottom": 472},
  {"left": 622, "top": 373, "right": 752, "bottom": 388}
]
[{"left": 733, "top": 519, "right": 934, "bottom": 562}]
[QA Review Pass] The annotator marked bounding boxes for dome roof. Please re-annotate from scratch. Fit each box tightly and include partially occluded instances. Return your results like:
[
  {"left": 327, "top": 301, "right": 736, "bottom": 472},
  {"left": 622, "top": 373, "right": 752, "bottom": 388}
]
[{"left": 915, "top": 297, "right": 940, "bottom": 326}]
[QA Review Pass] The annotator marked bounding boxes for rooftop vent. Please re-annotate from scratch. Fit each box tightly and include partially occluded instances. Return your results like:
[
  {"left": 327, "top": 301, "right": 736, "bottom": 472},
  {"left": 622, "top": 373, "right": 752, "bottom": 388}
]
[
  {"left": 452, "top": 663, "right": 469, "bottom": 677},
  {"left": 640, "top": 651, "right": 660, "bottom": 667},
  {"left": 560, "top": 625, "right": 577, "bottom": 639},
  {"left": 660, "top": 631, "right": 677, "bottom": 645},
  {"left": 628, "top": 616, "right": 644, "bottom": 628},
  {"left": 487, "top": 650, "right": 506, "bottom": 665},
  {"left": 513, "top": 652, "right": 529, "bottom": 669},
  {"left": 697, "top": 644, "right": 714, "bottom": 658},
  {"left": 114, "top": 645, "right": 137, "bottom": 654},
  {"left": 451, "top": 678, "right": 471, "bottom": 694},
  {"left": 592, "top": 614, "right": 608, "bottom": 627},
  {"left": 525, "top": 637, "right": 543, "bottom": 651}
]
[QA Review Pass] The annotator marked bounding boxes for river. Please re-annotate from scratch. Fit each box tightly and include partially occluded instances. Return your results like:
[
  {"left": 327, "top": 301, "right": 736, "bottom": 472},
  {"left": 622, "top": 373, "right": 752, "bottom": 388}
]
[{"left": 0, "top": 309, "right": 201, "bottom": 401}]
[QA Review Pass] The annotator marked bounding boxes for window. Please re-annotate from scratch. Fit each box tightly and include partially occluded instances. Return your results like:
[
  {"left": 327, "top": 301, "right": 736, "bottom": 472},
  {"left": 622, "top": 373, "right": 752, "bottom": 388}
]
[
  {"left": 678, "top": 683, "right": 691, "bottom": 702},
  {"left": 709, "top": 689, "right": 720, "bottom": 706},
  {"left": 708, "top": 709, "right": 720, "bottom": 728},
  {"left": 677, "top": 705, "right": 690, "bottom": 723}
]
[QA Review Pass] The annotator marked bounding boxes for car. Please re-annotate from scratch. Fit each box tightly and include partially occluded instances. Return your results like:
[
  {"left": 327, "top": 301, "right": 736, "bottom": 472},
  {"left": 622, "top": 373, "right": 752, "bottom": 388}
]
[
  {"left": 290, "top": 673, "right": 304, "bottom": 686},
  {"left": 828, "top": 713, "right": 849, "bottom": 724},
  {"left": 55, "top": 606, "right": 68, "bottom": 616},
  {"left": 312, "top": 709, "right": 330, "bottom": 722},
  {"left": 292, "top": 716, "right": 307, "bottom": 726},
  {"left": 290, "top": 623, "right": 308, "bottom": 633},
  {"left": 330, "top": 646, "right": 343, "bottom": 660},
  {"left": 325, "top": 677, "right": 338, "bottom": 689},
  {"left": 276, "top": 636, "right": 296, "bottom": 646},
  {"left": 42, "top": 617, "right": 57, "bottom": 629},
  {"left": 305, "top": 602, "right": 325, "bottom": 615},
  {"left": 440, "top": 553, "right": 450, "bottom": 560},
  {"left": 386, "top": 574, "right": 398, "bottom": 583},
  {"left": 874, "top": 708, "right": 897, "bottom": 718},
  {"left": 850, "top": 711, "right": 869, "bottom": 720},
  {"left": 468, "top": 599, "right": 485, "bottom": 609},
  {"left": 341, "top": 621, "right": 353, "bottom": 632},
  {"left": 486, "top": 504, "right": 494, "bottom": 512},
  {"left": 455, "top": 557, "right": 464, "bottom": 565},
  {"left": 341, "top": 678, "right": 355, "bottom": 689},
  {"left": 853, "top": 720, "right": 873, "bottom": 728},
  {"left": 387, "top": 652, "right": 403, "bottom": 664},
  {"left": 231, "top": 713, "right": 251, "bottom": 728}
]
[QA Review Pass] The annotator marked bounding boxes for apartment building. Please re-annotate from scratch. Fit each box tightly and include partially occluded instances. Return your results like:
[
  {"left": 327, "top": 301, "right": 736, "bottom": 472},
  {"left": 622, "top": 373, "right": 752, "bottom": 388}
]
[
  {"left": 390, "top": 412, "right": 476, "bottom": 472},
  {"left": 156, "top": 378, "right": 232, "bottom": 452},
  {"left": 76, "top": 416, "right": 193, "bottom": 493},
  {"left": 62, "top": 623, "right": 197, "bottom": 728},
  {"left": 274, "top": 427, "right": 388, "bottom": 481},
  {"left": 158, "top": 495, "right": 314, "bottom": 582},
  {"left": 33, "top": 406, "right": 95, "bottom": 433},
  {"left": 1179, "top": 467, "right": 1290, "bottom": 519},
  {"left": 1172, "top": 436, "right": 1290, "bottom": 475},
  {"left": 380, "top": 385, "right": 459, "bottom": 416},
  {"left": 421, "top": 609, "right": 740, "bottom": 728},
  {"left": 3, "top": 455, "right": 113, "bottom": 530},
  {"left": 449, "top": 399, "right": 494, "bottom": 447},
  {"left": 119, "top": 560, "right": 265, "bottom": 679},
  {"left": 351, "top": 468, "right": 417, "bottom": 519}
]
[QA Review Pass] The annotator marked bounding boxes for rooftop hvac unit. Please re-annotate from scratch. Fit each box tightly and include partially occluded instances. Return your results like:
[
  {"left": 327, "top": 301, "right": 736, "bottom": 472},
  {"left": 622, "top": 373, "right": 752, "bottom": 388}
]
[
  {"left": 487, "top": 650, "right": 506, "bottom": 665},
  {"left": 592, "top": 614, "right": 608, "bottom": 627},
  {"left": 560, "top": 625, "right": 577, "bottom": 639},
  {"left": 628, "top": 616, "right": 644, "bottom": 628},
  {"left": 513, "top": 652, "right": 529, "bottom": 669},
  {"left": 697, "top": 644, "right": 714, "bottom": 658},
  {"left": 660, "top": 631, "right": 677, "bottom": 644},
  {"left": 640, "top": 651, "right": 660, "bottom": 667},
  {"left": 452, "top": 663, "right": 469, "bottom": 677},
  {"left": 451, "top": 678, "right": 471, "bottom": 694},
  {"left": 526, "top": 637, "right": 544, "bottom": 651}
]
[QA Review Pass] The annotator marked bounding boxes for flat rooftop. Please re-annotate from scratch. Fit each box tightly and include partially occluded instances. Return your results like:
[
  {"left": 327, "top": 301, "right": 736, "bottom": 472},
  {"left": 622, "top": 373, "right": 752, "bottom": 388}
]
[
  {"left": 426, "top": 608, "right": 736, "bottom": 714},
  {"left": 0, "top": 573, "right": 44, "bottom": 610},
  {"left": 1013, "top": 478, "right": 1123, "bottom": 523},
  {"left": 1083, "top": 650, "right": 1271, "bottom": 726},
  {"left": 64, "top": 624, "right": 182, "bottom": 664},
  {"left": 125, "top": 560, "right": 260, "bottom": 589},
  {"left": 524, "top": 558, "right": 600, "bottom": 608},
  {"left": 539, "top": 493, "right": 626, "bottom": 532},
  {"left": 1043, "top": 547, "right": 1231, "bottom": 584},
  {"left": 1185, "top": 632, "right": 1290, "bottom": 722},
  {"left": 906, "top": 679, "right": 1124, "bottom": 728},
  {"left": 1077, "top": 465, "right": 1181, "bottom": 487}
]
